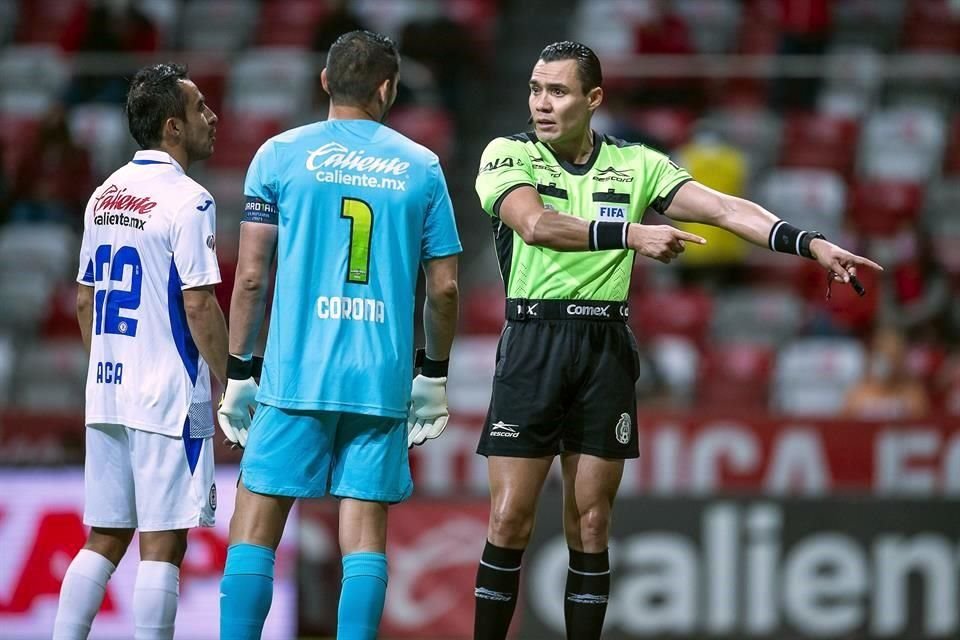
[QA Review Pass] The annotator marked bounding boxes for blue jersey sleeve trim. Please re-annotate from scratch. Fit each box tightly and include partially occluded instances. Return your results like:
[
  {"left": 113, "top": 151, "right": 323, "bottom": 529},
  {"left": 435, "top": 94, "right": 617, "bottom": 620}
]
[
  {"left": 168, "top": 260, "right": 200, "bottom": 385},
  {"left": 131, "top": 159, "right": 173, "bottom": 165},
  {"left": 243, "top": 196, "right": 278, "bottom": 224},
  {"left": 81, "top": 259, "right": 94, "bottom": 283}
]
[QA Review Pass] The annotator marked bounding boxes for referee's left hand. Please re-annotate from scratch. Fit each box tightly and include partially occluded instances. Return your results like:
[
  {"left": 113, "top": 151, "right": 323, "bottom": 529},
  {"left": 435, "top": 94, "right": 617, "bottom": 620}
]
[
  {"left": 407, "top": 375, "right": 449, "bottom": 448},
  {"left": 809, "top": 238, "right": 883, "bottom": 284}
]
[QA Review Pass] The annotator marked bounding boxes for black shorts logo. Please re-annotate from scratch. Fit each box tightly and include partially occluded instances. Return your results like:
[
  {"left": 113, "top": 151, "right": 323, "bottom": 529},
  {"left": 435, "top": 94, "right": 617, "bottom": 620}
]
[
  {"left": 615, "top": 413, "right": 631, "bottom": 445},
  {"left": 209, "top": 483, "right": 217, "bottom": 511}
]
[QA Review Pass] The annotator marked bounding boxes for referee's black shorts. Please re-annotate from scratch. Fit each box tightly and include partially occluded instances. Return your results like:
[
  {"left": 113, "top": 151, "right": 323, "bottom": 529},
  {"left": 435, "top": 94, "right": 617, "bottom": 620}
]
[{"left": 477, "top": 299, "right": 641, "bottom": 459}]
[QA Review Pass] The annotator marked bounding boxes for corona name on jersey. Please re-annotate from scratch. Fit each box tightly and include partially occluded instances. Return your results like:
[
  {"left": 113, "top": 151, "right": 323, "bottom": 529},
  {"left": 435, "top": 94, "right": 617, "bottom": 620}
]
[{"left": 315, "top": 295, "right": 385, "bottom": 323}]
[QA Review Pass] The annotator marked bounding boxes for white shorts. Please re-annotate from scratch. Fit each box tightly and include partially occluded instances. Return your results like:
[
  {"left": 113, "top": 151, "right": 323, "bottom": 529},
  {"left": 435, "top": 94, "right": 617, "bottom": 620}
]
[{"left": 84, "top": 423, "right": 216, "bottom": 532}]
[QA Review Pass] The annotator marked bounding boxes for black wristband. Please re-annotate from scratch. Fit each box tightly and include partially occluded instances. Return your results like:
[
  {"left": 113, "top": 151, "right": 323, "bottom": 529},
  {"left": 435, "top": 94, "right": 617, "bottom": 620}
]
[
  {"left": 251, "top": 356, "right": 264, "bottom": 380},
  {"left": 769, "top": 221, "right": 823, "bottom": 259},
  {"left": 587, "top": 221, "right": 630, "bottom": 251},
  {"left": 227, "top": 354, "right": 253, "bottom": 380},
  {"left": 415, "top": 348, "right": 449, "bottom": 378}
]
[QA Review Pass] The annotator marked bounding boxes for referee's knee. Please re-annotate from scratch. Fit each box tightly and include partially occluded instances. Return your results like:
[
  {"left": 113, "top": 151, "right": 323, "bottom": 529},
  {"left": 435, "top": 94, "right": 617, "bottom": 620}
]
[{"left": 488, "top": 506, "right": 535, "bottom": 548}]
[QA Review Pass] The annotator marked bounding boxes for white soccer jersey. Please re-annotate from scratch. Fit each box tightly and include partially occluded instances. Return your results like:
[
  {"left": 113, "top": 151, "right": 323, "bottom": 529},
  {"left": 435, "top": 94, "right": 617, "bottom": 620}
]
[{"left": 76, "top": 150, "right": 221, "bottom": 438}]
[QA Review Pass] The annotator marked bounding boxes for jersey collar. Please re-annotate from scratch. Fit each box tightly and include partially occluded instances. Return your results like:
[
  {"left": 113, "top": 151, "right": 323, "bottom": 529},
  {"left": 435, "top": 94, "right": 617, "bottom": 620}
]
[
  {"left": 533, "top": 130, "right": 603, "bottom": 176},
  {"left": 131, "top": 150, "right": 185, "bottom": 175}
]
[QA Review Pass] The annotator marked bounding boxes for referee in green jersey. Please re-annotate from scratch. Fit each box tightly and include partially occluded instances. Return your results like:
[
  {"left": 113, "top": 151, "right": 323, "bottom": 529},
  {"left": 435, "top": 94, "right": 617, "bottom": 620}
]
[{"left": 471, "top": 41, "right": 882, "bottom": 640}]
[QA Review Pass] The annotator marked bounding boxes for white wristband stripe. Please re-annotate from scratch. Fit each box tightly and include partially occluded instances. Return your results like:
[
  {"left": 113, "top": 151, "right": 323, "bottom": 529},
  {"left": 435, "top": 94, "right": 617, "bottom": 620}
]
[{"left": 769, "top": 220, "right": 786, "bottom": 251}]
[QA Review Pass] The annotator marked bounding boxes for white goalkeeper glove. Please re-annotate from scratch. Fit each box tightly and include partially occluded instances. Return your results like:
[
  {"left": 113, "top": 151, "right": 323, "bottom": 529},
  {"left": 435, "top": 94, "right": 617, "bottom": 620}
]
[
  {"left": 218, "top": 355, "right": 260, "bottom": 448},
  {"left": 407, "top": 374, "right": 449, "bottom": 448}
]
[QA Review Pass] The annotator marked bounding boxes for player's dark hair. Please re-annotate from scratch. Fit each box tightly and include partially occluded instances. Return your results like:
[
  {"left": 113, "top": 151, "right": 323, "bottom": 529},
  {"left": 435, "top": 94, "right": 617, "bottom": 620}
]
[
  {"left": 126, "top": 62, "right": 190, "bottom": 149},
  {"left": 325, "top": 30, "right": 400, "bottom": 106},
  {"left": 538, "top": 41, "right": 603, "bottom": 93}
]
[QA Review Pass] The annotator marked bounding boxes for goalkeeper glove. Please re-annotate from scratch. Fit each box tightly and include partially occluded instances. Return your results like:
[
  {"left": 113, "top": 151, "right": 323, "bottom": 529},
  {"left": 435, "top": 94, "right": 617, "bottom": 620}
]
[
  {"left": 218, "top": 355, "right": 259, "bottom": 448},
  {"left": 407, "top": 349, "right": 450, "bottom": 448}
]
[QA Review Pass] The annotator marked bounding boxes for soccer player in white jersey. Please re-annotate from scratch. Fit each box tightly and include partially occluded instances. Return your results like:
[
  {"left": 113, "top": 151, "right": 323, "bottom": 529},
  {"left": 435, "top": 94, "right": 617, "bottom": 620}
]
[{"left": 52, "top": 63, "right": 228, "bottom": 640}]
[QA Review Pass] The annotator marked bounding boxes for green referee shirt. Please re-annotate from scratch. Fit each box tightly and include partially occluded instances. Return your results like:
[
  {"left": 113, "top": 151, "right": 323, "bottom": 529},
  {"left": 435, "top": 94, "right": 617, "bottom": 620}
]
[{"left": 476, "top": 131, "right": 692, "bottom": 301}]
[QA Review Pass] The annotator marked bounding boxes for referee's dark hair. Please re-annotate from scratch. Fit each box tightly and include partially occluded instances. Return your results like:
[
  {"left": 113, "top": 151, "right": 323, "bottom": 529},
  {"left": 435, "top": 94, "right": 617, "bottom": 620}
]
[
  {"left": 539, "top": 41, "right": 603, "bottom": 93},
  {"left": 326, "top": 30, "right": 400, "bottom": 106},
  {"left": 126, "top": 62, "right": 189, "bottom": 149}
]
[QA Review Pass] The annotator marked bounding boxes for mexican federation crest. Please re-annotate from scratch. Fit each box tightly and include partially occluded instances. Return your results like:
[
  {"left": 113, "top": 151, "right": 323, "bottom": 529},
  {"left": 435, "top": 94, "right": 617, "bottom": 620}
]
[{"left": 615, "top": 413, "right": 631, "bottom": 445}]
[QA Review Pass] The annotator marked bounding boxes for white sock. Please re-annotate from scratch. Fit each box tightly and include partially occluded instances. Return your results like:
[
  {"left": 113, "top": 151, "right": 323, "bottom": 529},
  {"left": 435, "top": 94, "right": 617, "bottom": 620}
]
[
  {"left": 52, "top": 549, "right": 117, "bottom": 640},
  {"left": 133, "top": 561, "right": 180, "bottom": 640}
]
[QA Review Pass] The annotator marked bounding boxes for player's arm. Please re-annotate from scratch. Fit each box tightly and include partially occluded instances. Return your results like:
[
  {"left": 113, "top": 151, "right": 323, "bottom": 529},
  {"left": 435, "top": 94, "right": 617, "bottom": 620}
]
[
  {"left": 76, "top": 284, "right": 94, "bottom": 354},
  {"left": 664, "top": 181, "right": 883, "bottom": 283},
  {"left": 228, "top": 222, "right": 277, "bottom": 357},
  {"left": 183, "top": 285, "right": 228, "bottom": 384},
  {"left": 423, "top": 255, "right": 459, "bottom": 361},
  {"left": 499, "top": 186, "right": 705, "bottom": 258}
]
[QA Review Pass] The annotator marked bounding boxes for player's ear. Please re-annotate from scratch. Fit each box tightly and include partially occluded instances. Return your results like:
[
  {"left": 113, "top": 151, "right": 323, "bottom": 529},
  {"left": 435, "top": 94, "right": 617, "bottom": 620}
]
[
  {"left": 320, "top": 67, "right": 330, "bottom": 96},
  {"left": 164, "top": 116, "right": 183, "bottom": 144},
  {"left": 587, "top": 86, "right": 603, "bottom": 113}
]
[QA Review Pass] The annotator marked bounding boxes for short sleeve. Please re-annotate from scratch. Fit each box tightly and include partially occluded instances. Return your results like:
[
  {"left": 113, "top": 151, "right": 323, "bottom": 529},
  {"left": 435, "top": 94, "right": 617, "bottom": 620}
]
[
  {"left": 641, "top": 147, "right": 693, "bottom": 214},
  {"left": 171, "top": 192, "right": 221, "bottom": 289},
  {"left": 475, "top": 137, "right": 535, "bottom": 217},
  {"left": 243, "top": 140, "right": 279, "bottom": 224},
  {"left": 422, "top": 160, "right": 463, "bottom": 260},
  {"left": 77, "top": 200, "right": 94, "bottom": 285}
]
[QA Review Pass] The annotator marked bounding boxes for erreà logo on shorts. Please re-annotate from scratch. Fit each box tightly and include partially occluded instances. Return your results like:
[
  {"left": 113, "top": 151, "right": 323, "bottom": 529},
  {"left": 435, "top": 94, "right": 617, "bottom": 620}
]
[
  {"left": 566, "top": 303, "right": 610, "bottom": 318},
  {"left": 490, "top": 421, "right": 520, "bottom": 437},
  {"left": 306, "top": 142, "right": 409, "bottom": 191}
]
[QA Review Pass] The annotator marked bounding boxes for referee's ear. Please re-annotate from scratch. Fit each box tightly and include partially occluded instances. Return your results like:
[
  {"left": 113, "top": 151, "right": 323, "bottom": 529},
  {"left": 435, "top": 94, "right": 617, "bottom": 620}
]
[{"left": 587, "top": 86, "right": 603, "bottom": 113}]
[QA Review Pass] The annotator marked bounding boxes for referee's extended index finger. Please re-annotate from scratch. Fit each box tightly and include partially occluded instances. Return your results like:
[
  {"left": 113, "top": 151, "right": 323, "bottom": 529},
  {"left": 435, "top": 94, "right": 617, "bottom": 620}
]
[
  {"left": 673, "top": 229, "right": 707, "bottom": 245},
  {"left": 851, "top": 254, "right": 884, "bottom": 272}
]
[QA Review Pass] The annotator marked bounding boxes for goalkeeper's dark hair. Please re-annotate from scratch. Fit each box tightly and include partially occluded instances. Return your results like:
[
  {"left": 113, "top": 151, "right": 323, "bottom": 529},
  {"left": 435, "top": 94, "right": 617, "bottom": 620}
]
[
  {"left": 539, "top": 41, "right": 602, "bottom": 93},
  {"left": 325, "top": 30, "right": 400, "bottom": 106},
  {"left": 126, "top": 62, "right": 190, "bottom": 149}
]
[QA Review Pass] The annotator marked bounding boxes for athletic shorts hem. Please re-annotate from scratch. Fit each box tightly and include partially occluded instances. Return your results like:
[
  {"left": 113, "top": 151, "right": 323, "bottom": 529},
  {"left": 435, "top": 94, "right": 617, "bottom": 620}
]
[
  {"left": 240, "top": 479, "right": 327, "bottom": 499},
  {"left": 83, "top": 516, "right": 214, "bottom": 531},
  {"left": 561, "top": 442, "right": 639, "bottom": 459},
  {"left": 330, "top": 486, "right": 412, "bottom": 504},
  {"left": 83, "top": 518, "right": 137, "bottom": 529},
  {"left": 476, "top": 445, "right": 559, "bottom": 458}
]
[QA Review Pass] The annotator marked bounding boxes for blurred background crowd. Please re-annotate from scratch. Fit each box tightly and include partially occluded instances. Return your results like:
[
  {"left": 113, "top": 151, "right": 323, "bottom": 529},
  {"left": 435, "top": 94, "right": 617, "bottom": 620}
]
[{"left": 2, "top": 1, "right": 960, "bottom": 639}]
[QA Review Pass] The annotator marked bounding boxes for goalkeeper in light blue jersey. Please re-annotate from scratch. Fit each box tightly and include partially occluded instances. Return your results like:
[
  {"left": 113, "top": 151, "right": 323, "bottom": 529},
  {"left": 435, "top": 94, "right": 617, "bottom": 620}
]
[{"left": 216, "top": 31, "right": 461, "bottom": 640}]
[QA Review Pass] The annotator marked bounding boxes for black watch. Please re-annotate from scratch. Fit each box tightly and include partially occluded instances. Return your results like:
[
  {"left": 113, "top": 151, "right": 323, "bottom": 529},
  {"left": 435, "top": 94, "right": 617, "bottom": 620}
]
[{"left": 799, "top": 231, "right": 826, "bottom": 260}]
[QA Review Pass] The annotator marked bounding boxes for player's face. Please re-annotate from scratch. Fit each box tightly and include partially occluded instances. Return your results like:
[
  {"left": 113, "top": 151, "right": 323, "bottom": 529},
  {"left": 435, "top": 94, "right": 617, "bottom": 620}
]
[
  {"left": 528, "top": 59, "right": 599, "bottom": 144},
  {"left": 179, "top": 80, "right": 218, "bottom": 162}
]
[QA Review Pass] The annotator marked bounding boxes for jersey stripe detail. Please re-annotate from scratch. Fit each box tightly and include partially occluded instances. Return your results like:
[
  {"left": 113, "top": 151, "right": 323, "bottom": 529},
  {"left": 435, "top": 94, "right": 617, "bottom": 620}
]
[
  {"left": 131, "top": 159, "right": 173, "bottom": 165},
  {"left": 537, "top": 183, "right": 569, "bottom": 199},
  {"left": 592, "top": 191, "right": 630, "bottom": 204},
  {"left": 650, "top": 177, "right": 693, "bottom": 214},
  {"left": 167, "top": 260, "right": 200, "bottom": 385},
  {"left": 492, "top": 216, "right": 514, "bottom": 292},
  {"left": 181, "top": 416, "right": 203, "bottom": 474}
]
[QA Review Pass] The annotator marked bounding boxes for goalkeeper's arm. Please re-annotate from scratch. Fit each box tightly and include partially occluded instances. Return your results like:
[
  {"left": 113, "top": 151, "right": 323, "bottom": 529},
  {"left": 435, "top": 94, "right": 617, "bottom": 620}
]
[{"left": 408, "top": 255, "right": 459, "bottom": 448}]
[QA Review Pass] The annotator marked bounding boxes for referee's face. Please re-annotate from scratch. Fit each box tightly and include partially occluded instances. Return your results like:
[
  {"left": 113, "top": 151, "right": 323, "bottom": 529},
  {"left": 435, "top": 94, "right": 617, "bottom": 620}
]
[{"left": 528, "top": 59, "right": 597, "bottom": 145}]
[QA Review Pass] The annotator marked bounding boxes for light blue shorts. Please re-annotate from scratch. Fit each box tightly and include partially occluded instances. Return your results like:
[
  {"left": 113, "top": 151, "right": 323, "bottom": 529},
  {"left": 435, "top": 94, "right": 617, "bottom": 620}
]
[{"left": 240, "top": 403, "right": 413, "bottom": 503}]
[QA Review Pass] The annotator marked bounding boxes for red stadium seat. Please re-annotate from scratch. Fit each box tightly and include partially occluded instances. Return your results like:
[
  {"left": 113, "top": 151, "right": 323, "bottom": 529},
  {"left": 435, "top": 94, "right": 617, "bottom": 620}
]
[
  {"left": 848, "top": 180, "right": 923, "bottom": 237},
  {"left": 461, "top": 285, "right": 506, "bottom": 335},
  {"left": 631, "top": 288, "right": 713, "bottom": 346},
  {"left": 387, "top": 106, "right": 454, "bottom": 165},
  {"left": 256, "top": 0, "right": 328, "bottom": 47},
  {"left": 942, "top": 114, "right": 960, "bottom": 175},
  {"left": 207, "top": 113, "right": 284, "bottom": 170},
  {"left": 0, "top": 111, "right": 41, "bottom": 179},
  {"left": 779, "top": 112, "right": 860, "bottom": 178},
  {"left": 902, "top": 0, "right": 960, "bottom": 51},
  {"left": 16, "top": 0, "right": 83, "bottom": 44},
  {"left": 697, "top": 343, "right": 774, "bottom": 410}
]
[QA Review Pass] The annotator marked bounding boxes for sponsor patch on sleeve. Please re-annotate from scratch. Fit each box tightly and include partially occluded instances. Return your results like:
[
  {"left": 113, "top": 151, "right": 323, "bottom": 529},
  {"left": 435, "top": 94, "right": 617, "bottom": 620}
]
[{"left": 243, "top": 196, "right": 278, "bottom": 224}]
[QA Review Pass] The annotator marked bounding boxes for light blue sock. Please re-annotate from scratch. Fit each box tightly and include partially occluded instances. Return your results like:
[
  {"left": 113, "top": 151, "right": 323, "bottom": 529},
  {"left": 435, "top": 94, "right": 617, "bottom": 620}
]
[
  {"left": 337, "top": 552, "right": 388, "bottom": 640},
  {"left": 220, "top": 543, "right": 275, "bottom": 640}
]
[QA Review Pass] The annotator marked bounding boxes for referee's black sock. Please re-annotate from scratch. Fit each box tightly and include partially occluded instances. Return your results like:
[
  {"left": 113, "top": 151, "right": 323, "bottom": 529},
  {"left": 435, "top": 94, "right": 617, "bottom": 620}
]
[
  {"left": 474, "top": 541, "right": 524, "bottom": 640},
  {"left": 564, "top": 548, "right": 610, "bottom": 640}
]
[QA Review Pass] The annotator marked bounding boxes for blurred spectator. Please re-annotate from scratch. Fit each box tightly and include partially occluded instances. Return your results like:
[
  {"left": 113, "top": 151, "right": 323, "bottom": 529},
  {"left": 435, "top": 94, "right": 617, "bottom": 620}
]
[
  {"left": 60, "top": 0, "right": 159, "bottom": 105},
  {"left": 770, "top": 0, "right": 832, "bottom": 110},
  {"left": 842, "top": 327, "right": 930, "bottom": 420},
  {"left": 591, "top": 94, "right": 670, "bottom": 152},
  {"left": 399, "top": 1, "right": 480, "bottom": 117},
  {"left": 876, "top": 229, "right": 954, "bottom": 343},
  {"left": 9, "top": 104, "right": 93, "bottom": 228},
  {"left": 311, "top": 0, "right": 367, "bottom": 53},
  {"left": 675, "top": 130, "right": 750, "bottom": 271},
  {"left": 631, "top": 0, "right": 701, "bottom": 106}
]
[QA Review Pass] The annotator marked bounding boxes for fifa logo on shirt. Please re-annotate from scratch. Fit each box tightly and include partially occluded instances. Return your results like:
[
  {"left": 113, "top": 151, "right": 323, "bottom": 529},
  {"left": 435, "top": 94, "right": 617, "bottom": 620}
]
[{"left": 597, "top": 205, "right": 626, "bottom": 221}]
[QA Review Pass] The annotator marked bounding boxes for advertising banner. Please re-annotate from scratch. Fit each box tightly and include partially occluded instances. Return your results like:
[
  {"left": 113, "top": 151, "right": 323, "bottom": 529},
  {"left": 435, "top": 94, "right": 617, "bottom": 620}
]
[
  {"left": 0, "top": 467, "right": 296, "bottom": 640},
  {"left": 523, "top": 494, "right": 960, "bottom": 639}
]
